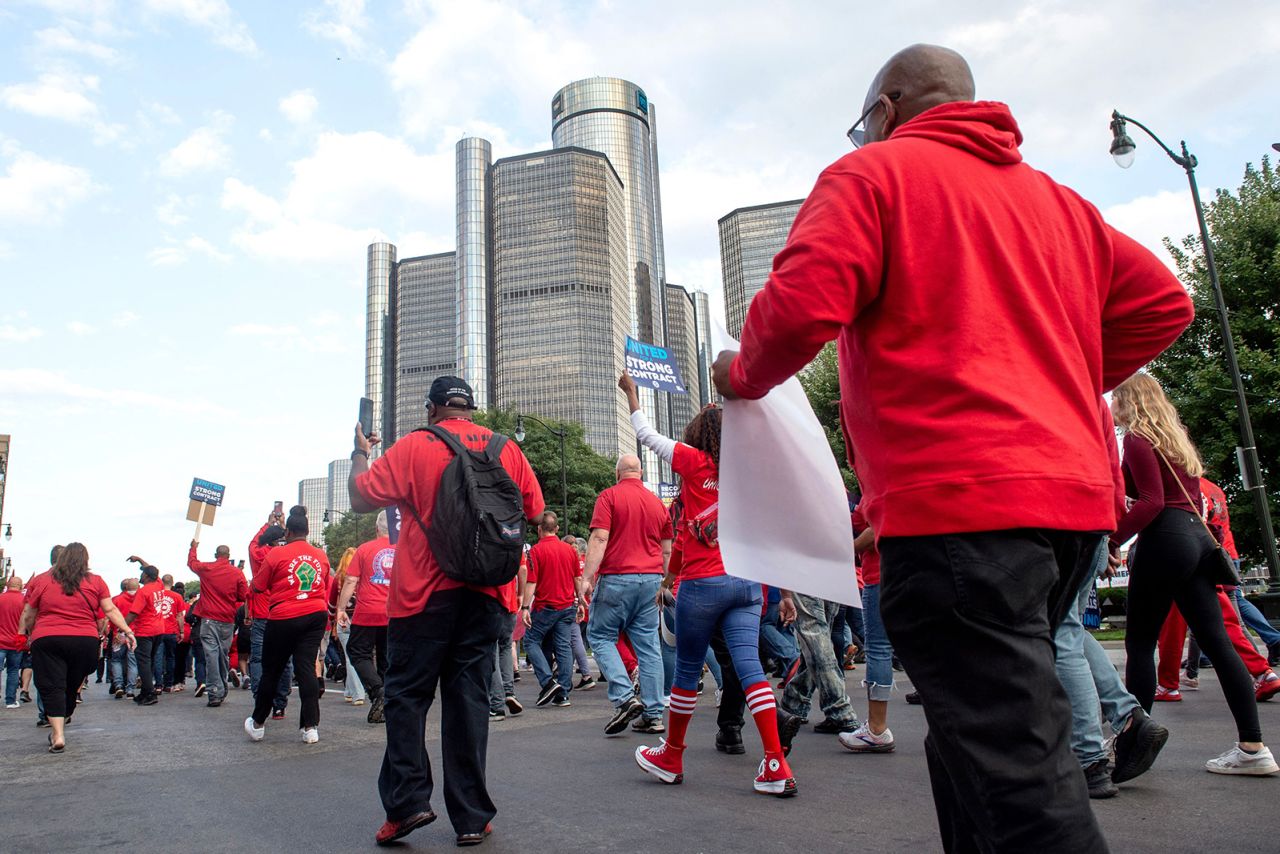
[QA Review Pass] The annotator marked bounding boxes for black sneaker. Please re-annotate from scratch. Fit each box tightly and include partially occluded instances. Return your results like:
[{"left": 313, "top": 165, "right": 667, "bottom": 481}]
[
  {"left": 536, "top": 681, "right": 561, "bottom": 707},
  {"left": 367, "top": 694, "right": 386, "bottom": 724},
  {"left": 574, "top": 675, "right": 597, "bottom": 691},
  {"left": 36, "top": 715, "right": 50, "bottom": 727},
  {"left": 139, "top": 695, "right": 159, "bottom": 706},
  {"left": 776, "top": 709, "right": 802, "bottom": 757},
  {"left": 813, "top": 717, "right": 859, "bottom": 735},
  {"left": 193, "top": 683, "right": 207, "bottom": 698},
  {"left": 504, "top": 694, "right": 523, "bottom": 716},
  {"left": 271, "top": 707, "right": 286, "bottom": 720},
  {"left": 551, "top": 693, "right": 572, "bottom": 707},
  {"left": 716, "top": 726, "right": 746, "bottom": 755},
  {"left": 631, "top": 716, "right": 664, "bottom": 733},
  {"left": 1267, "top": 641, "right": 1280, "bottom": 668},
  {"left": 207, "top": 698, "right": 222, "bottom": 708},
  {"left": 113, "top": 688, "right": 125, "bottom": 700},
  {"left": 1111, "top": 706, "right": 1169, "bottom": 784},
  {"left": 489, "top": 710, "right": 505, "bottom": 720},
  {"left": 604, "top": 697, "right": 644, "bottom": 735},
  {"left": 20, "top": 691, "right": 32, "bottom": 703},
  {"left": 904, "top": 691, "right": 922, "bottom": 705},
  {"left": 1085, "top": 759, "right": 1119, "bottom": 799}
]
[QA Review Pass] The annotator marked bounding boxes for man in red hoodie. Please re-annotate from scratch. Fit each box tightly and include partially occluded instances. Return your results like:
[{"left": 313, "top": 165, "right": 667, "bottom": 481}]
[
  {"left": 188, "top": 540, "right": 249, "bottom": 707},
  {"left": 713, "top": 44, "right": 1193, "bottom": 854}
]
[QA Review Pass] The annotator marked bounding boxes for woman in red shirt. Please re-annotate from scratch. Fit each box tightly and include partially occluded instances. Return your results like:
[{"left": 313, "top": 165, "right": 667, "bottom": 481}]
[
  {"left": 1113, "top": 373, "right": 1275, "bottom": 776},
  {"left": 619, "top": 373, "right": 797, "bottom": 798},
  {"left": 20, "top": 543, "right": 136, "bottom": 753},
  {"left": 244, "top": 506, "right": 332, "bottom": 745}
]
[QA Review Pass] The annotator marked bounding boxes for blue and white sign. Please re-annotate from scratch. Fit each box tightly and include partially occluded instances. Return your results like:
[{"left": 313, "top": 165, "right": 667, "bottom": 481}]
[
  {"left": 189, "top": 477, "right": 225, "bottom": 506},
  {"left": 625, "top": 336, "right": 687, "bottom": 395}
]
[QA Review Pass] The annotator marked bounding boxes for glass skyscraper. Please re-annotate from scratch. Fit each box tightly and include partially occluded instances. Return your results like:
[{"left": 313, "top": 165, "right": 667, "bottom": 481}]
[
  {"left": 455, "top": 137, "right": 492, "bottom": 408},
  {"left": 690, "top": 289, "right": 715, "bottom": 406},
  {"left": 491, "top": 147, "right": 634, "bottom": 459},
  {"left": 718, "top": 199, "right": 804, "bottom": 338},
  {"left": 663, "top": 283, "right": 702, "bottom": 437},
  {"left": 327, "top": 458, "right": 352, "bottom": 523},
  {"left": 297, "top": 476, "right": 328, "bottom": 548},
  {"left": 395, "top": 252, "right": 457, "bottom": 438},
  {"left": 365, "top": 241, "right": 397, "bottom": 448}
]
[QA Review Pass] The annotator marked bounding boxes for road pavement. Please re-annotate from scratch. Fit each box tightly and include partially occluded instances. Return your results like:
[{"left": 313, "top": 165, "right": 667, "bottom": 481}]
[{"left": 2, "top": 654, "right": 1276, "bottom": 852}]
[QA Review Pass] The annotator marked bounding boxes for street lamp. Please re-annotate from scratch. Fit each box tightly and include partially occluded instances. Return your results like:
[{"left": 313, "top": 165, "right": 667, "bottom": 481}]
[
  {"left": 514, "top": 414, "right": 569, "bottom": 528},
  {"left": 1110, "top": 110, "right": 1280, "bottom": 582},
  {"left": 3, "top": 524, "right": 9, "bottom": 541}
]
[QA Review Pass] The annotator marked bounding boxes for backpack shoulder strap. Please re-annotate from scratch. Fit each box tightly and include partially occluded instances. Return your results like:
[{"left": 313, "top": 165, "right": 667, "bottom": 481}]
[
  {"left": 484, "top": 433, "right": 508, "bottom": 462},
  {"left": 425, "top": 424, "right": 470, "bottom": 460}
]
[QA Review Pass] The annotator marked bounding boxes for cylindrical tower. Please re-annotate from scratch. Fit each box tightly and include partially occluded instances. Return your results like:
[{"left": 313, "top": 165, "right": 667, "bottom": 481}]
[
  {"left": 366, "top": 240, "right": 397, "bottom": 450},
  {"left": 455, "top": 137, "right": 493, "bottom": 408}
]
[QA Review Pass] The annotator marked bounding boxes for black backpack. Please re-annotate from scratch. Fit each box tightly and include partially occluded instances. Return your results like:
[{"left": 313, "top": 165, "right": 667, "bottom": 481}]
[{"left": 402, "top": 425, "right": 527, "bottom": 587}]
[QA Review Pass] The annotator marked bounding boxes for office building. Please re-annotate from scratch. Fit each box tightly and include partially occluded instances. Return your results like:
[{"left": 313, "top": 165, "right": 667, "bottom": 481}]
[
  {"left": 491, "top": 147, "right": 634, "bottom": 458},
  {"left": 690, "top": 289, "right": 715, "bottom": 406},
  {"left": 366, "top": 241, "right": 397, "bottom": 447},
  {"left": 456, "top": 137, "right": 493, "bottom": 407},
  {"left": 297, "top": 477, "right": 328, "bottom": 548},
  {"left": 395, "top": 252, "right": 457, "bottom": 438},
  {"left": 718, "top": 199, "right": 803, "bottom": 338},
  {"left": 326, "top": 458, "right": 352, "bottom": 523},
  {"left": 663, "top": 284, "right": 702, "bottom": 435}
]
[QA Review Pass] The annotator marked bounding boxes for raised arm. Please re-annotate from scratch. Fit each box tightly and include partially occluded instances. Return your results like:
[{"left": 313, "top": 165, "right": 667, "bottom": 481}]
[{"left": 619, "top": 373, "right": 677, "bottom": 463}]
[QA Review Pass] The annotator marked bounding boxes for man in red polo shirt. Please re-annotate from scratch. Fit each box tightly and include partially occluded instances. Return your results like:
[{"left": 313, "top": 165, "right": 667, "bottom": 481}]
[
  {"left": 126, "top": 564, "right": 167, "bottom": 705},
  {"left": 522, "top": 511, "right": 584, "bottom": 708},
  {"left": 584, "top": 454, "right": 673, "bottom": 736},
  {"left": 1, "top": 575, "right": 25, "bottom": 708},
  {"left": 336, "top": 510, "right": 395, "bottom": 724},
  {"left": 188, "top": 541, "right": 249, "bottom": 707},
  {"left": 349, "top": 376, "right": 543, "bottom": 847}
]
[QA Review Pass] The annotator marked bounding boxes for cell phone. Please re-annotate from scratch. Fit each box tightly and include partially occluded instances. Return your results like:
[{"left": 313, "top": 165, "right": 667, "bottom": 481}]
[
  {"left": 359, "top": 397, "right": 375, "bottom": 439},
  {"left": 273, "top": 500, "right": 284, "bottom": 516}
]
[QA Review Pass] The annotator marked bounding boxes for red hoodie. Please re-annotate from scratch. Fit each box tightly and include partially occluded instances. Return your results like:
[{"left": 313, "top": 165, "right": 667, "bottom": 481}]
[{"left": 730, "top": 101, "right": 1193, "bottom": 537}]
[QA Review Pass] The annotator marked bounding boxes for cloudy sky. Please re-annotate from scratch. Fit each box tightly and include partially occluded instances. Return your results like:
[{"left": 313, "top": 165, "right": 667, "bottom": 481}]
[{"left": 1, "top": 0, "right": 1277, "bottom": 587}]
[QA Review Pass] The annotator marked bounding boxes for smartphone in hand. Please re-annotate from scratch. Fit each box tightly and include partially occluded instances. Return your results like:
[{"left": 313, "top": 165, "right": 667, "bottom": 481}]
[{"left": 359, "top": 397, "right": 375, "bottom": 438}]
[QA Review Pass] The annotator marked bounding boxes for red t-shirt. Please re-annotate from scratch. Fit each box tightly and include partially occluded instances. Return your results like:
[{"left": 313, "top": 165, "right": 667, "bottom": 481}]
[
  {"left": 110, "top": 591, "right": 135, "bottom": 633},
  {"left": 353, "top": 419, "right": 545, "bottom": 618},
  {"left": 188, "top": 547, "right": 249, "bottom": 623},
  {"left": 129, "top": 581, "right": 169, "bottom": 637},
  {"left": 670, "top": 444, "right": 723, "bottom": 580},
  {"left": 159, "top": 588, "right": 185, "bottom": 634},
  {"left": 26, "top": 573, "right": 109, "bottom": 643},
  {"left": 528, "top": 535, "right": 582, "bottom": 610},
  {"left": 852, "top": 505, "right": 880, "bottom": 586},
  {"left": 1200, "top": 478, "right": 1239, "bottom": 560},
  {"left": 253, "top": 539, "right": 332, "bottom": 620},
  {"left": 350, "top": 536, "right": 394, "bottom": 627},
  {"left": 590, "top": 478, "right": 673, "bottom": 575},
  {"left": 0, "top": 589, "right": 25, "bottom": 648},
  {"left": 247, "top": 523, "right": 277, "bottom": 619}
]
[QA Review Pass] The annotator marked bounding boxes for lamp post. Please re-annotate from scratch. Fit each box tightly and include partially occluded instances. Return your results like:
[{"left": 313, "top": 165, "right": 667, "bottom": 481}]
[
  {"left": 1110, "top": 111, "right": 1280, "bottom": 583},
  {"left": 515, "top": 414, "right": 569, "bottom": 527}
]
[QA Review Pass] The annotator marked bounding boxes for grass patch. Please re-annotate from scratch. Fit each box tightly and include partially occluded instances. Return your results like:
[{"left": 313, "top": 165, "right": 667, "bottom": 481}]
[{"left": 1089, "top": 629, "right": 1126, "bottom": 642}]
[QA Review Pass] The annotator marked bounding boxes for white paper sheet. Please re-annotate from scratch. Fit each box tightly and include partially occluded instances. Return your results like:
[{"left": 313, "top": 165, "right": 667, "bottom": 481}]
[{"left": 712, "top": 321, "right": 861, "bottom": 608}]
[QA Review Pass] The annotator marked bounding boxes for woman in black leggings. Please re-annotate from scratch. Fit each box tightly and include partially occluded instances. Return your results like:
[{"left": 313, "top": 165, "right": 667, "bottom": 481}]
[{"left": 1113, "top": 373, "right": 1275, "bottom": 776}]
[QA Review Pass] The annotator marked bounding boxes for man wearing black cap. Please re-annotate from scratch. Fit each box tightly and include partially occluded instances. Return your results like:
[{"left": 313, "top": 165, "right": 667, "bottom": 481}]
[{"left": 349, "top": 375, "right": 544, "bottom": 848}]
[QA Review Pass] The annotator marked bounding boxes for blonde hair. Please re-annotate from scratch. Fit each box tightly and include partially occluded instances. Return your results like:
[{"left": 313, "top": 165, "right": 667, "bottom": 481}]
[
  {"left": 335, "top": 547, "right": 357, "bottom": 585},
  {"left": 1112, "top": 372, "right": 1203, "bottom": 477}
]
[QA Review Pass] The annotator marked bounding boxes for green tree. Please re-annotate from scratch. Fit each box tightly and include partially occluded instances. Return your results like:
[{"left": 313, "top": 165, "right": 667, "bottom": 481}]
[
  {"left": 322, "top": 511, "right": 378, "bottom": 567},
  {"left": 182, "top": 579, "right": 200, "bottom": 600},
  {"left": 799, "top": 342, "right": 858, "bottom": 492},
  {"left": 1151, "top": 157, "right": 1280, "bottom": 567},
  {"left": 474, "top": 409, "right": 616, "bottom": 540}
]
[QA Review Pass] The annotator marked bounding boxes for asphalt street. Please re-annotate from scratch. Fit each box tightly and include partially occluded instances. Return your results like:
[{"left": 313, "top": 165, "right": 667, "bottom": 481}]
[{"left": 2, "top": 650, "right": 1276, "bottom": 853}]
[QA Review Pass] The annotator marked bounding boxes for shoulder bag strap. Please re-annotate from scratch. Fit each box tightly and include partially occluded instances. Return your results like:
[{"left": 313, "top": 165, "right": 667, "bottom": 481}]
[{"left": 1154, "top": 450, "right": 1217, "bottom": 542}]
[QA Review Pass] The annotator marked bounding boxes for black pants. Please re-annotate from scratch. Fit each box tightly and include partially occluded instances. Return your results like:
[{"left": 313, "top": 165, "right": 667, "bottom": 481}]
[
  {"left": 175, "top": 641, "right": 191, "bottom": 683},
  {"left": 31, "top": 636, "right": 99, "bottom": 719},
  {"left": 710, "top": 627, "right": 745, "bottom": 731},
  {"left": 380, "top": 589, "right": 502, "bottom": 834},
  {"left": 134, "top": 634, "right": 160, "bottom": 701},
  {"left": 879, "top": 529, "right": 1108, "bottom": 854},
  {"left": 348, "top": 624, "right": 389, "bottom": 699},
  {"left": 1125, "top": 508, "right": 1261, "bottom": 742},
  {"left": 159, "top": 633, "right": 178, "bottom": 688},
  {"left": 252, "top": 612, "right": 325, "bottom": 729}
]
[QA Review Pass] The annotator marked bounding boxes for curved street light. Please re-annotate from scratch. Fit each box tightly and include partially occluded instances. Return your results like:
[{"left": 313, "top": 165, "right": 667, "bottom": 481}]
[
  {"left": 1110, "top": 110, "right": 1280, "bottom": 583},
  {"left": 514, "top": 414, "right": 569, "bottom": 528}
]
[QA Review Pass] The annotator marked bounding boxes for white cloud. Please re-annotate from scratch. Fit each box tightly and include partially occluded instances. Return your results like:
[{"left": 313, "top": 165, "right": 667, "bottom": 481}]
[
  {"left": 34, "top": 26, "right": 120, "bottom": 62},
  {"left": 304, "top": 0, "right": 371, "bottom": 57},
  {"left": 156, "top": 193, "right": 190, "bottom": 225},
  {"left": 142, "top": 0, "right": 257, "bottom": 55},
  {"left": 0, "top": 367, "right": 233, "bottom": 417},
  {"left": 0, "top": 141, "right": 97, "bottom": 224},
  {"left": 279, "top": 89, "right": 318, "bottom": 125},
  {"left": 144, "top": 101, "right": 182, "bottom": 125},
  {"left": 67, "top": 320, "right": 96, "bottom": 335},
  {"left": 146, "top": 234, "right": 232, "bottom": 266},
  {"left": 160, "top": 112, "right": 232, "bottom": 177},
  {"left": 1102, "top": 190, "right": 1198, "bottom": 270},
  {"left": 111, "top": 310, "right": 140, "bottom": 327},
  {"left": 1, "top": 71, "right": 101, "bottom": 123},
  {"left": 258, "top": 128, "right": 274, "bottom": 142},
  {"left": 0, "top": 323, "right": 43, "bottom": 343}
]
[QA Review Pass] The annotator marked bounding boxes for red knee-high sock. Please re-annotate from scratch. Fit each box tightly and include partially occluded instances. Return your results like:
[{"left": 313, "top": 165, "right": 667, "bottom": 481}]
[
  {"left": 745, "top": 681, "right": 784, "bottom": 756},
  {"left": 665, "top": 687, "right": 697, "bottom": 748}
]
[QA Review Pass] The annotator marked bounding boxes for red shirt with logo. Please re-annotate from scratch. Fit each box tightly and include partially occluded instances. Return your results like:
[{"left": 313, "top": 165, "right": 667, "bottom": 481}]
[
  {"left": 353, "top": 419, "right": 544, "bottom": 618},
  {"left": 0, "top": 589, "right": 26, "bottom": 649},
  {"left": 160, "top": 588, "right": 186, "bottom": 634},
  {"left": 187, "top": 546, "right": 249, "bottom": 623},
  {"left": 528, "top": 535, "right": 582, "bottom": 610},
  {"left": 1200, "top": 478, "right": 1239, "bottom": 560},
  {"left": 670, "top": 444, "right": 723, "bottom": 580},
  {"left": 350, "top": 536, "right": 394, "bottom": 627},
  {"left": 129, "top": 581, "right": 168, "bottom": 637},
  {"left": 247, "top": 523, "right": 278, "bottom": 619},
  {"left": 590, "top": 478, "right": 673, "bottom": 575},
  {"left": 253, "top": 539, "right": 332, "bottom": 620},
  {"left": 26, "top": 573, "right": 110, "bottom": 643}
]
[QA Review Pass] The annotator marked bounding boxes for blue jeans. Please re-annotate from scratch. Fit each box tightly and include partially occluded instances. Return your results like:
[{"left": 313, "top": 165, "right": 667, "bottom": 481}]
[
  {"left": 489, "top": 611, "right": 516, "bottom": 712},
  {"left": 2, "top": 648, "right": 21, "bottom": 704},
  {"left": 338, "top": 626, "right": 366, "bottom": 701},
  {"left": 156, "top": 633, "right": 177, "bottom": 688},
  {"left": 249, "top": 618, "right": 292, "bottom": 710},
  {"left": 672, "top": 575, "right": 765, "bottom": 692},
  {"left": 759, "top": 602, "right": 798, "bottom": 673},
  {"left": 783, "top": 593, "right": 858, "bottom": 724},
  {"left": 1055, "top": 538, "right": 1139, "bottom": 766},
  {"left": 525, "top": 606, "right": 575, "bottom": 694},
  {"left": 587, "top": 573, "right": 664, "bottom": 718},
  {"left": 1233, "top": 587, "right": 1280, "bottom": 647},
  {"left": 660, "top": 606, "right": 724, "bottom": 695},
  {"left": 109, "top": 643, "right": 137, "bottom": 691},
  {"left": 860, "top": 584, "right": 894, "bottom": 701}
]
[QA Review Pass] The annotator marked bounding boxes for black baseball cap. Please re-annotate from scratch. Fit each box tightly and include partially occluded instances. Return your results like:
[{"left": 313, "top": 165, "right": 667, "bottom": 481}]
[{"left": 428, "top": 376, "right": 476, "bottom": 410}]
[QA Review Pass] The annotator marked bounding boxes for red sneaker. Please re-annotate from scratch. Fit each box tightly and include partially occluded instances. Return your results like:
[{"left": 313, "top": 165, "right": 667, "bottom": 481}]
[
  {"left": 1256, "top": 670, "right": 1280, "bottom": 703},
  {"left": 1154, "top": 686, "right": 1182, "bottom": 703},
  {"left": 635, "top": 740, "right": 684, "bottom": 784},
  {"left": 375, "top": 810, "right": 436, "bottom": 846},
  {"left": 754, "top": 754, "right": 798, "bottom": 798}
]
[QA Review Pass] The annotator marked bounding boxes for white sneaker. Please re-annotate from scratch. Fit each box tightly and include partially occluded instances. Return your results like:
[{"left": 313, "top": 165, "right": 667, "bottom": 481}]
[
  {"left": 302, "top": 727, "right": 319, "bottom": 744},
  {"left": 5, "top": 702, "right": 19, "bottom": 709},
  {"left": 839, "top": 722, "right": 896, "bottom": 753},
  {"left": 715, "top": 688, "right": 723, "bottom": 708},
  {"left": 244, "top": 716, "right": 264, "bottom": 742},
  {"left": 1205, "top": 744, "right": 1279, "bottom": 776}
]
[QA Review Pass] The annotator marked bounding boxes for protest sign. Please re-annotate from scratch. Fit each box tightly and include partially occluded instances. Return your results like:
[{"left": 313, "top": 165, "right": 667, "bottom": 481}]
[
  {"left": 187, "top": 477, "right": 225, "bottom": 538},
  {"left": 625, "top": 336, "right": 687, "bottom": 395}
]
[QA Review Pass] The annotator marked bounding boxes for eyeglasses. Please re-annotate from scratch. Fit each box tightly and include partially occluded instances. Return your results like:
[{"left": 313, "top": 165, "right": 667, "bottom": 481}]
[{"left": 846, "top": 92, "right": 901, "bottom": 148}]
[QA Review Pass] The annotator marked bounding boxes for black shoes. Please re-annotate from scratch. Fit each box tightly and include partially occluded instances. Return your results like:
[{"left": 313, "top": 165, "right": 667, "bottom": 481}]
[
  {"left": 193, "top": 683, "right": 207, "bottom": 698},
  {"left": 574, "top": 675, "right": 597, "bottom": 691},
  {"left": 504, "top": 694, "right": 523, "bottom": 715},
  {"left": 632, "top": 716, "right": 664, "bottom": 733},
  {"left": 904, "top": 691, "right": 922, "bottom": 705},
  {"left": 1085, "top": 759, "right": 1119, "bottom": 799},
  {"left": 813, "top": 717, "right": 858, "bottom": 734},
  {"left": 605, "top": 697, "right": 645, "bottom": 735},
  {"left": 716, "top": 726, "right": 746, "bottom": 755},
  {"left": 368, "top": 694, "right": 386, "bottom": 724},
  {"left": 456, "top": 823, "right": 493, "bottom": 847},
  {"left": 1268, "top": 641, "right": 1280, "bottom": 668},
  {"left": 1111, "top": 706, "right": 1169, "bottom": 784},
  {"left": 271, "top": 707, "right": 286, "bottom": 720},
  {"left": 536, "top": 681, "right": 561, "bottom": 707},
  {"left": 375, "top": 809, "right": 437, "bottom": 846},
  {"left": 550, "top": 693, "right": 571, "bottom": 707},
  {"left": 207, "top": 698, "right": 222, "bottom": 708},
  {"left": 776, "top": 710, "right": 802, "bottom": 756}
]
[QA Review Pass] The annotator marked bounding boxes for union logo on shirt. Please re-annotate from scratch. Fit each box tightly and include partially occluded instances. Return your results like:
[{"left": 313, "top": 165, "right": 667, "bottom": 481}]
[{"left": 370, "top": 548, "right": 394, "bottom": 586}]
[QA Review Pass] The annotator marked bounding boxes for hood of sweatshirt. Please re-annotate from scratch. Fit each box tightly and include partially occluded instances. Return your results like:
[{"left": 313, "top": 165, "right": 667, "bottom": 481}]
[{"left": 888, "top": 100, "right": 1023, "bottom": 165}]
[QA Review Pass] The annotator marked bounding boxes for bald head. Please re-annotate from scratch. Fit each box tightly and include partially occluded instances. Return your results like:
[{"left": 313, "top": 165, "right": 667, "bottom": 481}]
[
  {"left": 215, "top": 545, "right": 231, "bottom": 559},
  {"left": 616, "top": 454, "right": 642, "bottom": 481},
  {"left": 5, "top": 576, "right": 21, "bottom": 591},
  {"left": 863, "top": 44, "right": 975, "bottom": 144}
]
